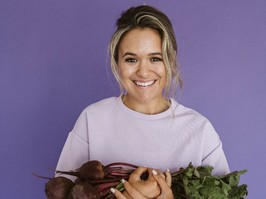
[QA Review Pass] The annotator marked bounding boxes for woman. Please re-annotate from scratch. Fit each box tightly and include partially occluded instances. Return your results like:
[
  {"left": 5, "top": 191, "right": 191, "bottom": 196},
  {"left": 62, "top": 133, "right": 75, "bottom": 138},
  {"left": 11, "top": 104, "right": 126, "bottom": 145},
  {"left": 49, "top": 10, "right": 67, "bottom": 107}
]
[{"left": 56, "top": 5, "right": 230, "bottom": 198}]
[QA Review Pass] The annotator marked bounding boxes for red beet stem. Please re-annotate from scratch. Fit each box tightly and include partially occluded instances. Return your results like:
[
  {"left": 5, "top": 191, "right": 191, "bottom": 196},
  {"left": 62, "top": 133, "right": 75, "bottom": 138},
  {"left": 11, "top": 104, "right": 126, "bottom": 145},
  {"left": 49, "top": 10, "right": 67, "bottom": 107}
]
[
  {"left": 95, "top": 181, "right": 119, "bottom": 192},
  {"left": 55, "top": 170, "right": 79, "bottom": 177},
  {"left": 104, "top": 162, "right": 138, "bottom": 169},
  {"left": 86, "top": 177, "right": 122, "bottom": 184},
  {"left": 107, "top": 167, "right": 134, "bottom": 173},
  {"left": 32, "top": 173, "right": 52, "bottom": 180},
  {"left": 107, "top": 172, "right": 130, "bottom": 177}
]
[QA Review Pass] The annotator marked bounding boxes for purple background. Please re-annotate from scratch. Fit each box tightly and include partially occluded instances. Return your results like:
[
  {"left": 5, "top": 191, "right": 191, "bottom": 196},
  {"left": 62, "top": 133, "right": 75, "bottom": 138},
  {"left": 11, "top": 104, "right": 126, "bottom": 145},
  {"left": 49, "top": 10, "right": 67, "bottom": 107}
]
[{"left": 1, "top": 0, "right": 265, "bottom": 198}]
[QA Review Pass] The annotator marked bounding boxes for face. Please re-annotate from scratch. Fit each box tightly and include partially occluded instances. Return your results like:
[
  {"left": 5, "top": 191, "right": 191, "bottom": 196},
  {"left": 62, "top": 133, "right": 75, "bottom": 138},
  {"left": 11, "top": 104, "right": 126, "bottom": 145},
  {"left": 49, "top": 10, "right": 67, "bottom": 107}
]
[{"left": 117, "top": 28, "right": 167, "bottom": 108}]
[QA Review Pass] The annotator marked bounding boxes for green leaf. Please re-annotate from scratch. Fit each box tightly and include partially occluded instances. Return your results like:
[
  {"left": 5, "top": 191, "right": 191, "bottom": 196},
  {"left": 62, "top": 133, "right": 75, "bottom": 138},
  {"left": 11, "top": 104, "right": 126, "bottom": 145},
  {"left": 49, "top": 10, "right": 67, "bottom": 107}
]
[
  {"left": 220, "top": 170, "right": 247, "bottom": 187},
  {"left": 228, "top": 184, "right": 248, "bottom": 199},
  {"left": 171, "top": 163, "right": 248, "bottom": 199},
  {"left": 196, "top": 165, "right": 213, "bottom": 178}
]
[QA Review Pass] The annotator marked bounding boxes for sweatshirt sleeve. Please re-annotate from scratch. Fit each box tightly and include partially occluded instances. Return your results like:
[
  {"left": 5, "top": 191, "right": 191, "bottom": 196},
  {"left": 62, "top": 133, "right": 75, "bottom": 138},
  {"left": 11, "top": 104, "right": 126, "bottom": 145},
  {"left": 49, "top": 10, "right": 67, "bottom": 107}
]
[
  {"left": 201, "top": 121, "right": 230, "bottom": 176},
  {"left": 55, "top": 110, "right": 90, "bottom": 181}
]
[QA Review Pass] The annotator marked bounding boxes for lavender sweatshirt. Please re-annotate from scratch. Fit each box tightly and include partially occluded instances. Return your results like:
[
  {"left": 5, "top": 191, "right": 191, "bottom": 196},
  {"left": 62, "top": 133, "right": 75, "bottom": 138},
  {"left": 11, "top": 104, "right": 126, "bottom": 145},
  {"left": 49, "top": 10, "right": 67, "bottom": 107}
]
[{"left": 56, "top": 96, "right": 229, "bottom": 181}]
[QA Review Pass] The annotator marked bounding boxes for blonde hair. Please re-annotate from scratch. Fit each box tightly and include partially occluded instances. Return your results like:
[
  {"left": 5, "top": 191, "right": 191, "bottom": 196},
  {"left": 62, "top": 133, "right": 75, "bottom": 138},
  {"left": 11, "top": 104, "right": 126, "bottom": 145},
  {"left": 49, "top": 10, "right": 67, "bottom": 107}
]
[{"left": 109, "top": 5, "right": 183, "bottom": 98}]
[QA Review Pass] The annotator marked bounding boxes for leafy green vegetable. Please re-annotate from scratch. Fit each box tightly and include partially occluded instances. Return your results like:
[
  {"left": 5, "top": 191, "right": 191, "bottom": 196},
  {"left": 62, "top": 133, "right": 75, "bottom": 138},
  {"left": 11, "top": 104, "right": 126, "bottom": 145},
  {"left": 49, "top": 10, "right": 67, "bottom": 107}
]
[{"left": 171, "top": 163, "right": 248, "bottom": 199}]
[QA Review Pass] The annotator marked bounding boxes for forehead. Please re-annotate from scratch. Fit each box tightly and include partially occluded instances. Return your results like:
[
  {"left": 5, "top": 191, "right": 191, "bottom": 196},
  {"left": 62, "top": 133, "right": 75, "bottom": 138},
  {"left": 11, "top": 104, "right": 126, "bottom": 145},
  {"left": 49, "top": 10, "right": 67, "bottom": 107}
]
[{"left": 119, "top": 28, "right": 162, "bottom": 53}]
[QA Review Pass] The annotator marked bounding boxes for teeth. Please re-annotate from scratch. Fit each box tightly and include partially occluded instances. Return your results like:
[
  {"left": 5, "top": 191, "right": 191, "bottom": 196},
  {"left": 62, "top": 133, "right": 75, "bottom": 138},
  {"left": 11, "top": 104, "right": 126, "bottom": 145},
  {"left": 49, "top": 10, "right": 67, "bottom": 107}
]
[{"left": 134, "top": 80, "right": 155, "bottom": 87}]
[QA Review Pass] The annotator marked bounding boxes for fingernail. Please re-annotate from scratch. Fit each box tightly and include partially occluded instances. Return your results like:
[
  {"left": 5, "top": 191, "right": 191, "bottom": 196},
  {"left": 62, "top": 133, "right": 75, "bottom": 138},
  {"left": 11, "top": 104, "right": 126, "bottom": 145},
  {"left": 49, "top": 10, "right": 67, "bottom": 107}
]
[
  {"left": 121, "top": 179, "right": 125, "bottom": 183},
  {"left": 166, "top": 168, "right": 170, "bottom": 172},
  {"left": 110, "top": 188, "right": 115, "bottom": 193},
  {"left": 152, "top": 169, "right": 158, "bottom": 175}
]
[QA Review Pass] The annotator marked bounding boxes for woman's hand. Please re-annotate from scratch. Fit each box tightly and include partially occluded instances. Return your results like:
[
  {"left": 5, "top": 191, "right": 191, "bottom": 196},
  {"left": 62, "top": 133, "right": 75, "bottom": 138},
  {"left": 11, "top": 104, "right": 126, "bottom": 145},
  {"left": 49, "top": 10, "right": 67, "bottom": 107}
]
[
  {"left": 127, "top": 167, "right": 161, "bottom": 198},
  {"left": 152, "top": 169, "right": 174, "bottom": 199},
  {"left": 110, "top": 179, "right": 148, "bottom": 199},
  {"left": 110, "top": 166, "right": 160, "bottom": 199},
  {"left": 111, "top": 167, "right": 174, "bottom": 199}
]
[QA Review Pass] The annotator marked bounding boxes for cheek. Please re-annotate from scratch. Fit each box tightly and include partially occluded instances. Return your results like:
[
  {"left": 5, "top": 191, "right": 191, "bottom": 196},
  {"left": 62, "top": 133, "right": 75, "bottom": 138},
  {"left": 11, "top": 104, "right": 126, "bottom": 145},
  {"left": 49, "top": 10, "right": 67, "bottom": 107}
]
[
  {"left": 158, "top": 67, "right": 167, "bottom": 87},
  {"left": 119, "top": 65, "right": 135, "bottom": 79},
  {"left": 157, "top": 66, "right": 167, "bottom": 80},
  {"left": 117, "top": 62, "right": 125, "bottom": 79}
]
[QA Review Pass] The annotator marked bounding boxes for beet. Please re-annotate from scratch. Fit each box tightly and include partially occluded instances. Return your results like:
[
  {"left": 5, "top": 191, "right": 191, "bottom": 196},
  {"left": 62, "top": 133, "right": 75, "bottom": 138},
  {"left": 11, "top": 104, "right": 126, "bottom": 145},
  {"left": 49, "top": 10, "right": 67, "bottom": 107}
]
[
  {"left": 56, "top": 160, "right": 105, "bottom": 181},
  {"left": 45, "top": 177, "right": 74, "bottom": 199},
  {"left": 68, "top": 181, "right": 101, "bottom": 199},
  {"left": 43, "top": 161, "right": 139, "bottom": 199}
]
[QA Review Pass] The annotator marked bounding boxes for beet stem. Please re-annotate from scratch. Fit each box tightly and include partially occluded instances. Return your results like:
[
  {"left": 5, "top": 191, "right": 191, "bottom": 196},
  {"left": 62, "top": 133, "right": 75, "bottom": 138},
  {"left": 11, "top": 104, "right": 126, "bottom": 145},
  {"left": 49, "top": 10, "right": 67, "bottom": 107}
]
[
  {"left": 32, "top": 173, "right": 52, "bottom": 180},
  {"left": 87, "top": 178, "right": 122, "bottom": 184},
  {"left": 105, "top": 162, "right": 138, "bottom": 169},
  {"left": 55, "top": 170, "right": 79, "bottom": 177}
]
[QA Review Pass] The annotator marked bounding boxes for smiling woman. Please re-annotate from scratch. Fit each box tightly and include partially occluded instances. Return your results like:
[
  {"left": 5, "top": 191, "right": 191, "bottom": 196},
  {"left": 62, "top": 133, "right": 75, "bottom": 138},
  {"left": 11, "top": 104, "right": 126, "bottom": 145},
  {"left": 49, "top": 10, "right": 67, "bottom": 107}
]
[
  {"left": 118, "top": 28, "right": 168, "bottom": 114},
  {"left": 55, "top": 5, "right": 230, "bottom": 199},
  {"left": 109, "top": 6, "right": 182, "bottom": 101}
]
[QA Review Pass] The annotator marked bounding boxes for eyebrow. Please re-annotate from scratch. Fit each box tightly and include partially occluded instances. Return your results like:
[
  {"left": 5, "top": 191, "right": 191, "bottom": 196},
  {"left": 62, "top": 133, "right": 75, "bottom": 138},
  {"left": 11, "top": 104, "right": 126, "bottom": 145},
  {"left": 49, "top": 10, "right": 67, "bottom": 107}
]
[{"left": 122, "top": 52, "right": 162, "bottom": 58}]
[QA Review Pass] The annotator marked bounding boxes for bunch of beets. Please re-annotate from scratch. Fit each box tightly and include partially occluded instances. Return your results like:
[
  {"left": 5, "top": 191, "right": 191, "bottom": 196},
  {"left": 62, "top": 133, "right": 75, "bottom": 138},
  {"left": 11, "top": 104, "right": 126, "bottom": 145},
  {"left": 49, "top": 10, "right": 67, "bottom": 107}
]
[
  {"left": 42, "top": 160, "right": 248, "bottom": 199},
  {"left": 44, "top": 160, "right": 139, "bottom": 199}
]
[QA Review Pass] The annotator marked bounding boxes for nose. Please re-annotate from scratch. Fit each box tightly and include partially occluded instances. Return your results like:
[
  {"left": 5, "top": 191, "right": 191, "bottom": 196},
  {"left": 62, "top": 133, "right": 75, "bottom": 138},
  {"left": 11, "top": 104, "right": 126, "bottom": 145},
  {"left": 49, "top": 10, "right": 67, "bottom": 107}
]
[{"left": 136, "top": 60, "right": 150, "bottom": 77}]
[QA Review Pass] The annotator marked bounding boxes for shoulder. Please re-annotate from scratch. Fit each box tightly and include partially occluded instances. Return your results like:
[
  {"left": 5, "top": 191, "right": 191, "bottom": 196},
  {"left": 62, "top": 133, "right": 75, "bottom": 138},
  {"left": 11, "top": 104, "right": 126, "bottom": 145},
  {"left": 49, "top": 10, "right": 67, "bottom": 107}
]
[
  {"left": 172, "top": 99, "right": 218, "bottom": 136},
  {"left": 71, "top": 97, "right": 118, "bottom": 130},
  {"left": 74, "top": 97, "right": 118, "bottom": 121},
  {"left": 82, "top": 97, "right": 117, "bottom": 113},
  {"left": 172, "top": 99, "right": 209, "bottom": 124}
]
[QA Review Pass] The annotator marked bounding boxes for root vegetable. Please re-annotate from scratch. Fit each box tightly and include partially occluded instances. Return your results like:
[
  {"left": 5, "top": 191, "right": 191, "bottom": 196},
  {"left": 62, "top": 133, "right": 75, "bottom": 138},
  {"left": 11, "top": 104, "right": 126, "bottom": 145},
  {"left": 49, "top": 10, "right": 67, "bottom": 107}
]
[
  {"left": 56, "top": 160, "right": 105, "bottom": 181},
  {"left": 45, "top": 177, "right": 74, "bottom": 199},
  {"left": 56, "top": 160, "right": 138, "bottom": 182},
  {"left": 68, "top": 181, "right": 101, "bottom": 199}
]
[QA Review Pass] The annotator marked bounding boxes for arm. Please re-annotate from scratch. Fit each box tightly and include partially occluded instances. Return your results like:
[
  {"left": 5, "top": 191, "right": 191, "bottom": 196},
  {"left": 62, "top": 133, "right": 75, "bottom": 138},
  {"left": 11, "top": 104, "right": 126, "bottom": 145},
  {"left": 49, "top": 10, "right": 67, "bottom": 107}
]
[
  {"left": 55, "top": 111, "right": 90, "bottom": 181},
  {"left": 202, "top": 141, "right": 230, "bottom": 176},
  {"left": 202, "top": 121, "right": 230, "bottom": 176},
  {"left": 55, "top": 131, "right": 90, "bottom": 181}
]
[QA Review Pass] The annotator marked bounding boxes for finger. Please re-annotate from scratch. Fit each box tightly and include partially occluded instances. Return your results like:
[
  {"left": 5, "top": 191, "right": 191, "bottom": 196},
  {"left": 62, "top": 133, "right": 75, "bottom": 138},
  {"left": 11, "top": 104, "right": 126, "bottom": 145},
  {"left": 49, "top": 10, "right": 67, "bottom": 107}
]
[
  {"left": 165, "top": 169, "right": 172, "bottom": 187},
  {"left": 147, "top": 169, "right": 154, "bottom": 180},
  {"left": 121, "top": 190, "right": 134, "bottom": 199},
  {"left": 129, "top": 167, "right": 148, "bottom": 182},
  {"left": 123, "top": 179, "right": 148, "bottom": 199},
  {"left": 152, "top": 169, "right": 171, "bottom": 191},
  {"left": 147, "top": 168, "right": 165, "bottom": 181},
  {"left": 156, "top": 169, "right": 166, "bottom": 179},
  {"left": 110, "top": 188, "right": 128, "bottom": 199}
]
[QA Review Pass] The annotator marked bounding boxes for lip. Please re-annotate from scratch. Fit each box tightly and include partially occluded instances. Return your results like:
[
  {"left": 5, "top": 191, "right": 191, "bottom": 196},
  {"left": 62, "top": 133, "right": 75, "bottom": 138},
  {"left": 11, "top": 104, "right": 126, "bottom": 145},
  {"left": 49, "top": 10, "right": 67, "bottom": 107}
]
[{"left": 133, "top": 80, "right": 157, "bottom": 87}]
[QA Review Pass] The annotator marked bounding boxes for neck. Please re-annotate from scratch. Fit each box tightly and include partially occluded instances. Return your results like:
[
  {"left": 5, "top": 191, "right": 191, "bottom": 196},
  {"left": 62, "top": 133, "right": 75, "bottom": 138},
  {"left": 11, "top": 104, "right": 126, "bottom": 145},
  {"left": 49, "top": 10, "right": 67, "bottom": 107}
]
[{"left": 122, "top": 95, "right": 170, "bottom": 115}]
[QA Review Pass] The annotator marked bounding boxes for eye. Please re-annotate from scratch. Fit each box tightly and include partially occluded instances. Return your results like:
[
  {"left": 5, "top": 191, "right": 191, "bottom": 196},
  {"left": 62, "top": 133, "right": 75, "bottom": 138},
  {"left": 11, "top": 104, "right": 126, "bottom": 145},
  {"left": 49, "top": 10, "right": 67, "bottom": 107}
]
[
  {"left": 125, "top": 58, "right": 138, "bottom": 63},
  {"left": 150, "top": 57, "right": 163, "bottom": 62}
]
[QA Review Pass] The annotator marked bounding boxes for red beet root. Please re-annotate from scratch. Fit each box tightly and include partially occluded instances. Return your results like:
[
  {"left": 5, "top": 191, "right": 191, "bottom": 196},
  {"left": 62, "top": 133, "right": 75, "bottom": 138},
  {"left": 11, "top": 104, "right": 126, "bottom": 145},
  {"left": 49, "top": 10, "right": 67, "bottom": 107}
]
[
  {"left": 45, "top": 177, "right": 74, "bottom": 199},
  {"left": 68, "top": 181, "right": 101, "bottom": 199},
  {"left": 44, "top": 161, "right": 140, "bottom": 199},
  {"left": 56, "top": 160, "right": 105, "bottom": 181}
]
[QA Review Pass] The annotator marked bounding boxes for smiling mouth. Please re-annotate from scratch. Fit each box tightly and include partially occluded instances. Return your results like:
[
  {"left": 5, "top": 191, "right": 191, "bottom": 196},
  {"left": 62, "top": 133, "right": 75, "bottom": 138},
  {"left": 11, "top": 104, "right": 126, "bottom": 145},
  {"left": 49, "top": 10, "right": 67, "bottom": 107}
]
[{"left": 133, "top": 80, "right": 156, "bottom": 87}]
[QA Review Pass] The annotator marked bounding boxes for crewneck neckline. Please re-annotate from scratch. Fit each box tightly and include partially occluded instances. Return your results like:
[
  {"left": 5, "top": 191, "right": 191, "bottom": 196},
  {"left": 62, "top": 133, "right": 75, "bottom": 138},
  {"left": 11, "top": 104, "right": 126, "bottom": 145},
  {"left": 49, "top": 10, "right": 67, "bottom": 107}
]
[{"left": 117, "top": 96, "right": 178, "bottom": 120}]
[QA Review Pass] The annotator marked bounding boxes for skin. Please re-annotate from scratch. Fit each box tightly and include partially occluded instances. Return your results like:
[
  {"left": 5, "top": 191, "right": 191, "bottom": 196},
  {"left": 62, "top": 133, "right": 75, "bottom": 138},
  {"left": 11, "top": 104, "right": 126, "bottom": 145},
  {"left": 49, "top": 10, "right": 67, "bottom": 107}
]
[
  {"left": 126, "top": 167, "right": 161, "bottom": 198},
  {"left": 117, "top": 28, "right": 170, "bottom": 115},
  {"left": 111, "top": 168, "right": 174, "bottom": 199}
]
